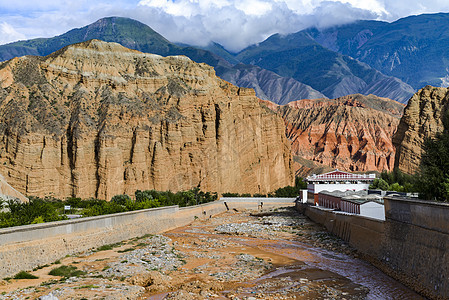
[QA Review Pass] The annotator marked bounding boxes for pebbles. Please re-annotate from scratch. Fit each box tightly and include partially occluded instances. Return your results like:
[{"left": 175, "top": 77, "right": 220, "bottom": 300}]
[
  {"left": 215, "top": 222, "right": 270, "bottom": 236},
  {"left": 103, "top": 235, "right": 185, "bottom": 278},
  {"left": 208, "top": 253, "right": 271, "bottom": 282}
]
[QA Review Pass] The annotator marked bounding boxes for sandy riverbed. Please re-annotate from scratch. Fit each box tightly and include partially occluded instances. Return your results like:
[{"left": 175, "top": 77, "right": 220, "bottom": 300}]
[{"left": 0, "top": 207, "right": 424, "bottom": 299}]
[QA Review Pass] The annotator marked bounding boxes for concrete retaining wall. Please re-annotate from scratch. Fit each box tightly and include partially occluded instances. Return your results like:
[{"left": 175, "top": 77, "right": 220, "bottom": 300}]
[
  {"left": 0, "top": 198, "right": 295, "bottom": 278},
  {"left": 381, "top": 197, "right": 449, "bottom": 300},
  {"left": 301, "top": 205, "right": 384, "bottom": 259},
  {"left": 299, "top": 198, "right": 449, "bottom": 300}
]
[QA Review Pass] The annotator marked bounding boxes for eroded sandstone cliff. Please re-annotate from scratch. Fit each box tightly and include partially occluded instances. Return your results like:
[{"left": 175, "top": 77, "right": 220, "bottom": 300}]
[
  {"left": 393, "top": 86, "right": 449, "bottom": 174},
  {"left": 0, "top": 40, "right": 293, "bottom": 199},
  {"left": 262, "top": 94, "right": 404, "bottom": 174}
]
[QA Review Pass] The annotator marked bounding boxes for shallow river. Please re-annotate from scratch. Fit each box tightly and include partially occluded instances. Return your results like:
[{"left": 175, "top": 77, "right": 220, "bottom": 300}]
[
  {"left": 150, "top": 209, "right": 425, "bottom": 300},
  {"left": 240, "top": 238, "right": 425, "bottom": 299}
]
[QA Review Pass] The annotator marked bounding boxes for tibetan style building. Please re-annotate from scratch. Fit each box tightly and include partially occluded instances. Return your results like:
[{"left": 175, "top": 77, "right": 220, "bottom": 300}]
[{"left": 306, "top": 170, "right": 376, "bottom": 204}]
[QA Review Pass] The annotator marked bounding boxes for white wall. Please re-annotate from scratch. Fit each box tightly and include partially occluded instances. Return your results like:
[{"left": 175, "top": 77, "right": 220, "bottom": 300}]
[
  {"left": 360, "top": 202, "right": 385, "bottom": 221},
  {"left": 308, "top": 183, "right": 371, "bottom": 194}
]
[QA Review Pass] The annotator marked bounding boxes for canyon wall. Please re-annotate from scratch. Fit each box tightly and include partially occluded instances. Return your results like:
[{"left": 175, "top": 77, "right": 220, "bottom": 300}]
[
  {"left": 0, "top": 40, "right": 293, "bottom": 200},
  {"left": 263, "top": 94, "right": 404, "bottom": 173},
  {"left": 393, "top": 86, "right": 449, "bottom": 174}
]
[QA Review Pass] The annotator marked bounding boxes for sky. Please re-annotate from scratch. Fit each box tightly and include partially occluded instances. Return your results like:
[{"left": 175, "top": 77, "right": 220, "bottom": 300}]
[{"left": 1, "top": 0, "right": 449, "bottom": 52}]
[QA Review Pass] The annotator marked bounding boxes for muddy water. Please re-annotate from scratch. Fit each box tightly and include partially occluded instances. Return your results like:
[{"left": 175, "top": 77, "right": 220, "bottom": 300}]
[{"left": 239, "top": 238, "right": 425, "bottom": 299}]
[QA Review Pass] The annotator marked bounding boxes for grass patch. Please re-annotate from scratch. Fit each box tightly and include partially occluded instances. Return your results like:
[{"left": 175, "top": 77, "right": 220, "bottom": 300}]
[
  {"left": 52, "top": 260, "right": 61, "bottom": 265},
  {"left": 75, "top": 285, "right": 99, "bottom": 289},
  {"left": 33, "top": 264, "right": 49, "bottom": 271},
  {"left": 117, "top": 248, "right": 135, "bottom": 253},
  {"left": 48, "top": 265, "right": 85, "bottom": 278},
  {"left": 95, "top": 242, "right": 122, "bottom": 252},
  {"left": 40, "top": 279, "right": 58, "bottom": 286},
  {"left": 13, "top": 271, "right": 38, "bottom": 280}
]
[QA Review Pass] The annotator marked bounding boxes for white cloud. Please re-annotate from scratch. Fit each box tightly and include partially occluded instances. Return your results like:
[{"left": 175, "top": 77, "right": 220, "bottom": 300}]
[
  {"left": 134, "top": 0, "right": 380, "bottom": 51},
  {"left": 0, "top": 22, "right": 26, "bottom": 45}
]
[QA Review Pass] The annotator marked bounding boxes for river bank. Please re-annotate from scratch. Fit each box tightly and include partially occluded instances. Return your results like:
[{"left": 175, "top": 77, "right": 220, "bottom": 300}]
[{"left": 0, "top": 207, "right": 423, "bottom": 299}]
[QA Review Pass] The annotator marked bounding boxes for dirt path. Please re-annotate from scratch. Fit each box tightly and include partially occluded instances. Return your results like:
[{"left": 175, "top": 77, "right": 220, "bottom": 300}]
[{"left": 0, "top": 207, "right": 423, "bottom": 300}]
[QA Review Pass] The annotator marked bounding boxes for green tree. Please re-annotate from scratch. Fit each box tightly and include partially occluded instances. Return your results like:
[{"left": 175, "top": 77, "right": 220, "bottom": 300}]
[
  {"left": 370, "top": 178, "right": 389, "bottom": 190},
  {"left": 416, "top": 129, "right": 449, "bottom": 201},
  {"left": 111, "top": 194, "right": 131, "bottom": 206},
  {"left": 388, "top": 182, "right": 404, "bottom": 192}
]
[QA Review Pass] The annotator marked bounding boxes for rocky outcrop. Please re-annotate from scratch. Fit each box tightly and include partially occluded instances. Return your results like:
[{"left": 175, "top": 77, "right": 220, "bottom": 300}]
[
  {"left": 0, "top": 173, "right": 28, "bottom": 203},
  {"left": 263, "top": 94, "right": 404, "bottom": 173},
  {"left": 0, "top": 40, "right": 293, "bottom": 200},
  {"left": 393, "top": 86, "right": 449, "bottom": 174}
]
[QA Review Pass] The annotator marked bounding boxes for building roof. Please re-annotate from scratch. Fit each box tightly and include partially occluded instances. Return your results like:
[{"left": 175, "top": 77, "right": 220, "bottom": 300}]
[
  {"left": 319, "top": 189, "right": 383, "bottom": 205},
  {"left": 319, "top": 190, "right": 368, "bottom": 198},
  {"left": 341, "top": 194, "right": 384, "bottom": 205},
  {"left": 306, "top": 169, "right": 376, "bottom": 182}
]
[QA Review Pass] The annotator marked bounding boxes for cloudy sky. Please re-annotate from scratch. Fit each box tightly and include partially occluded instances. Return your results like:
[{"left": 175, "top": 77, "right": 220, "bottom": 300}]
[{"left": 1, "top": 0, "right": 449, "bottom": 52}]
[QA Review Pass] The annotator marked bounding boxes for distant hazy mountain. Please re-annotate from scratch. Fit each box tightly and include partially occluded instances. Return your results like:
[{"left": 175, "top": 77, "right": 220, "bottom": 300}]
[
  {"left": 306, "top": 13, "right": 449, "bottom": 89},
  {"left": 219, "top": 64, "right": 325, "bottom": 104},
  {"left": 232, "top": 31, "right": 414, "bottom": 103},
  {"left": 0, "top": 17, "right": 323, "bottom": 104}
]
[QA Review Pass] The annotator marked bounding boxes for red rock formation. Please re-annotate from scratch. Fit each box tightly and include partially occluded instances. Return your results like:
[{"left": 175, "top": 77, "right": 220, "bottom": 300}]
[{"left": 261, "top": 94, "right": 404, "bottom": 173}]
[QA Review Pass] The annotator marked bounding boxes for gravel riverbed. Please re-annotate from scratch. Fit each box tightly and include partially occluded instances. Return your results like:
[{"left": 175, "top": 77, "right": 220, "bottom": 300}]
[{"left": 0, "top": 206, "right": 422, "bottom": 300}]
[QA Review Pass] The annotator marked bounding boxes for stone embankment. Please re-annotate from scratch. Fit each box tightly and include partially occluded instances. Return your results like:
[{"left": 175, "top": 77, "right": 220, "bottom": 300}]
[{"left": 301, "top": 197, "right": 449, "bottom": 300}]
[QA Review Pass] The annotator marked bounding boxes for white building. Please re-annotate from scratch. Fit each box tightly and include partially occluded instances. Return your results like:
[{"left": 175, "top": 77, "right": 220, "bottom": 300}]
[
  {"left": 306, "top": 169, "right": 376, "bottom": 204},
  {"left": 340, "top": 195, "right": 385, "bottom": 221}
]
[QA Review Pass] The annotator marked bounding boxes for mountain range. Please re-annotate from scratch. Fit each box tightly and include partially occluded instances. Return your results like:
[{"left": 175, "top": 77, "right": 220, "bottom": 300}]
[
  {"left": 0, "top": 15, "right": 430, "bottom": 104},
  {"left": 306, "top": 13, "right": 449, "bottom": 89}
]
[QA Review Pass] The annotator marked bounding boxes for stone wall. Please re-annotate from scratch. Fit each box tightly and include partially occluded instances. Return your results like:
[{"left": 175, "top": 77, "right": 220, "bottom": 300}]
[
  {"left": 299, "top": 197, "right": 449, "bottom": 300},
  {"left": 0, "top": 198, "right": 295, "bottom": 278},
  {"left": 381, "top": 197, "right": 449, "bottom": 300},
  {"left": 301, "top": 204, "right": 384, "bottom": 259}
]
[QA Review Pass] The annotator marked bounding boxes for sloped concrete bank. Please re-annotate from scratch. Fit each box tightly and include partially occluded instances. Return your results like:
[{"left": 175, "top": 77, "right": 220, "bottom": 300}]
[
  {"left": 0, "top": 198, "right": 294, "bottom": 278},
  {"left": 299, "top": 197, "right": 449, "bottom": 300}
]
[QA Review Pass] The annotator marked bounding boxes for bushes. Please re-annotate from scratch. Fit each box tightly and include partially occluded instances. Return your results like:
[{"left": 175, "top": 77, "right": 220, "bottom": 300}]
[
  {"left": 369, "top": 169, "right": 416, "bottom": 192},
  {"left": 111, "top": 194, "right": 131, "bottom": 206},
  {"left": 271, "top": 177, "right": 307, "bottom": 197},
  {"left": 370, "top": 178, "right": 390, "bottom": 190},
  {"left": 222, "top": 177, "right": 307, "bottom": 198},
  {"left": 0, "top": 188, "right": 219, "bottom": 229},
  {"left": 416, "top": 123, "right": 449, "bottom": 201},
  {"left": 0, "top": 197, "right": 67, "bottom": 228},
  {"left": 49, "top": 265, "right": 85, "bottom": 278}
]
